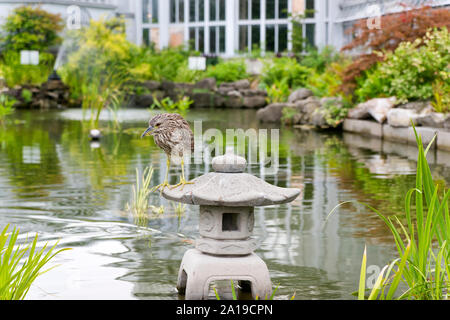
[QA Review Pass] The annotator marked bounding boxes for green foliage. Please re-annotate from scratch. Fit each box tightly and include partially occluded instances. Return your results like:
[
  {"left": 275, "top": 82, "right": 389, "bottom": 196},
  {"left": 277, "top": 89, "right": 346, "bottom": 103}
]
[
  {"left": 0, "top": 5, "right": 63, "bottom": 52},
  {"left": 204, "top": 59, "right": 248, "bottom": 84},
  {"left": 431, "top": 80, "right": 450, "bottom": 114},
  {"left": 321, "top": 98, "right": 352, "bottom": 128},
  {"left": 306, "top": 60, "right": 351, "bottom": 98},
  {"left": 261, "top": 57, "right": 312, "bottom": 89},
  {"left": 173, "top": 62, "right": 204, "bottom": 83},
  {"left": 142, "top": 47, "right": 198, "bottom": 82},
  {"left": 266, "top": 79, "right": 290, "bottom": 103},
  {"left": 21, "top": 89, "right": 32, "bottom": 103},
  {"left": 0, "top": 224, "right": 70, "bottom": 300},
  {"left": 0, "top": 94, "right": 16, "bottom": 122},
  {"left": 0, "top": 51, "right": 54, "bottom": 87},
  {"left": 281, "top": 107, "right": 298, "bottom": 125},
  {"left": 150, "top": 95, "right": 193, "bottom": 114},
  {"left": 300, "top": 46, "right": 342, "bottom": 73},
  {"left": 356, "top": 28, "right": 450, "bottom": 104}
]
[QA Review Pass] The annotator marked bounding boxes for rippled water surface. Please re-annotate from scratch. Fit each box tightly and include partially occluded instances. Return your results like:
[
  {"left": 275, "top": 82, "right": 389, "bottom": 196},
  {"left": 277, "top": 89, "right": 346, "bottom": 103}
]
[{"left": 1, "top": 108, "right": 449, "bottom": 300}]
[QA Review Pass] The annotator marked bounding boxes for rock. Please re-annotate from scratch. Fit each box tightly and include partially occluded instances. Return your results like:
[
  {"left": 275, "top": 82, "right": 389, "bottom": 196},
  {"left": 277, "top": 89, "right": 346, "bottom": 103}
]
[
  {"left": 398, "top": 100, "right": 431, "bottom": 113},
  {"left": 45, "top": 80, "right": 66, "bottom": 91},
  {"left": 240, "top": 89, "right": 267, "bottom": 97},
  {"left": 257, "top": 103, "right": 294, "bottom": 123},
  {"left": 415, "top": 112, "right": 449, "bottom": 128},
  {"left": 135, "top": 94, "right": 154, "bottom": 108},
  {"left": 217, "top": 85, "right": 234, "bottom": 95},
  {"left": 320, "top": 96, "right": 343, "bottom": 108},
  {"left": 288, "top": 88, "right": 313, "bottom": 103},
  {"left": 225, "top": 91, "right": 243, "bottom": 108},
  {"left": 387, "top": 108, "right": 419, "bottom": 127},
  {"left": 45, "top": 91, "right": 58, "bottom": 100},
  {"left": 348, "top": 104, "right": 370, "bottom": 120},
  {"left": 292, "top": 98, "right": 321, "bottom": 124},
  {"left": 173, "top": 82, "right": 194, "bottom": 93},
  {"left": 232, "top": 79, "right": 251, "bottom": 90},
  {"left": 243, "top": 96, "right": 267, "bottom": 109},
  {"left": 310, "top": 108, "right": 328, "bottom": 127},
  {"left": 192, "top": 92, "right": 215, "bottom": 108},
  {"left": 194, "top": 77, "right": 216, "bottom": 91},
  {"left": 445, "top": 117, "right": 450, "bottom": 130},
  {"left": 161, "top": 80, "right": 175, "bottom": 92},
  {"left": 349, "top": 97, "right": 398, "bottom": 123},
  {"left": 141, "top": 80, "right": 161, "bottom": 91}
]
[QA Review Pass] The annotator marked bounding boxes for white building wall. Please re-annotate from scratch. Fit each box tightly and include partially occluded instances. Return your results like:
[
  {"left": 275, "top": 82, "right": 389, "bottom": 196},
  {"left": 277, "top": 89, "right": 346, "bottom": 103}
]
[{"left": 1, "top": 0, "right": 449, "bottom": 55}]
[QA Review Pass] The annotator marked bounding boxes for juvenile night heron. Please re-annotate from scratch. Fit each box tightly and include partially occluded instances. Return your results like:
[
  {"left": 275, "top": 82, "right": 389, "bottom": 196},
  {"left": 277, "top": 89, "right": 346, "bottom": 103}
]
[{"left": 141, "top": 113, "right": 194, "bottom": 191}]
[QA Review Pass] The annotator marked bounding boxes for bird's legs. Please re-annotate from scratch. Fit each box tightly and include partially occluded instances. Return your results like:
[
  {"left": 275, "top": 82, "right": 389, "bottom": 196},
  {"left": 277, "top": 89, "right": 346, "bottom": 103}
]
[
  {"left": 153, "top": 158, "right": 171, "bottom": 192},
  {"left": 170, "top": 158, "right": 194, "bottom": 190}
]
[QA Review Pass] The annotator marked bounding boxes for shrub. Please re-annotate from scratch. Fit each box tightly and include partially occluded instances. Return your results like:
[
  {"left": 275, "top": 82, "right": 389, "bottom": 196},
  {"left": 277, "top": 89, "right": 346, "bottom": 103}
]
[
  {"left": 355, "top": 28, "right": 450, "bottom": 103},
  {"left": 306, "top": 59, "right": 351, "bottom": 98},
  {"left": 204, "top": 59, "right": 248, "bottom": 84},
  {"left": 300, "top": 46, "right": 342, "bottom": 73},
  {"left": 0, "top": 51, "right": 54, "bottom": 87},
  {"left": 0, "top": 5, "right": 63, "bottom": 52},
  {"left": 261, "top": 57, "right": 312, "bottom": 89},
  {"left": 340, "top": 5, "right": 450, "bottom": 95},
  {"left": 0, "top": 6, "right": 61, "bottom": 87},
  {"left": 266, "top": 79, "right": 290, "bottom": 103}
]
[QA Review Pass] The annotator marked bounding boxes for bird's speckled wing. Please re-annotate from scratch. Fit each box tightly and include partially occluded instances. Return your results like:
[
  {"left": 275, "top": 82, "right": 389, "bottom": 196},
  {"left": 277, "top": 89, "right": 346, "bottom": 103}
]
[{"left": 169, "top": 127, "right": 193, "bottom": 158}]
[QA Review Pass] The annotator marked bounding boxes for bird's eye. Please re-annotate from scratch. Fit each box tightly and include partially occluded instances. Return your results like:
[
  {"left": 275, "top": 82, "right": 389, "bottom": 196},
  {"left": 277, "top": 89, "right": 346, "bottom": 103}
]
[{"left": 155, "top": 123, "right": 161, "bottom": 127}]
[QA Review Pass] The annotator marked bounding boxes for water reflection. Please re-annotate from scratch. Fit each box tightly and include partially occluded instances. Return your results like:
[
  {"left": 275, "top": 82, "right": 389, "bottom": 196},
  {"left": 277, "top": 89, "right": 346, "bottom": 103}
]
[{"left": 0, "top": 109, "right": 448, "bottom": 300}]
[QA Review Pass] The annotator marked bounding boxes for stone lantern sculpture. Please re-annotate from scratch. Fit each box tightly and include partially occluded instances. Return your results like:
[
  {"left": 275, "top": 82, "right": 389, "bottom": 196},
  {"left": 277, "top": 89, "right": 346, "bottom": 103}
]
[{"left": 163, "top": 153, "right": 301, "bottom": 300}]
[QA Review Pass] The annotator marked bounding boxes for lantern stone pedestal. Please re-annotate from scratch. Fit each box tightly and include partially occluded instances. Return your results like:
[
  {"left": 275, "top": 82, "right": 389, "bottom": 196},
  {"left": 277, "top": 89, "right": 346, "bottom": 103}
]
[{"left": 163, "top": 153, "right": 301, "bottom": 300}]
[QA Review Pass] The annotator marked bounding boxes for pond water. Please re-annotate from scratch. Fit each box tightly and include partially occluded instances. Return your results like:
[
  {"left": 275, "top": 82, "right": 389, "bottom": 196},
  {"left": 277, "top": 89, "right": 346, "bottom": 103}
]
[{"left": 1, "top": 108, "right": 449, "bottom": 300}]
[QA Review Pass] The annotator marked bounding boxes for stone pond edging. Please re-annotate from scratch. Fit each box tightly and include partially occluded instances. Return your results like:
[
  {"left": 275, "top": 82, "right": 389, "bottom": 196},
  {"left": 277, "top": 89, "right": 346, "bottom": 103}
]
[
  {"left": 134, "top": 78, "right": 268, "bottom": 109},
  {"left": 343, "top": 119, "right": 450, "bottom": 152}
]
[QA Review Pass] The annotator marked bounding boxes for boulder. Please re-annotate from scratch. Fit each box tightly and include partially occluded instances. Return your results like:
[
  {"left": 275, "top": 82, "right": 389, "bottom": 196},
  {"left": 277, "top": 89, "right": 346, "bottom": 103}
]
[
  {"left": 349, "top": 97, "right": 398, "bottom": 123},
  {"left": 387, "top": 108, "right": 419, "bottom": 127},
  {"left": 398, "top": 100, "right": 431, "bottom": 113},
  {"left": 310, "top": 108, "right": 328, "bottom": 128},
  {"left": 135, "top": 94, "right": 154, "bottom": 108},
  {"left": 288, "top": 88, "right": 314, "bottom": 103},
  {"left": 240, "top": 89, "right": 267, "bottom": 97},
  {"left": 141, "top": 80, "right": 161, "bottom": 91},
  {"left": 243, "top": 96, "right": 267, "bottom": 109},
  {"left": 194, "top": 77, "right": 216, "bottom": 91},
  {"left": 320, "top": 96, "right": 343, "bottom": 108},
  {"left": 257, "top": 103, "right": 295, "bottom": 123},
  {"left": 161, "top": 80, "right": 175, "bottom": 92},
  {"left": 232, "top": 79, "right": 251, "bottom": 90},
  {"left": 225, "top": 90, "right": 243, "bottom": 108},
  {"left": 192, "top": 92, "right": 215, "bottom": 108},
  {"left": 415, "top": 112, "right": 449, "bottom": 128}
]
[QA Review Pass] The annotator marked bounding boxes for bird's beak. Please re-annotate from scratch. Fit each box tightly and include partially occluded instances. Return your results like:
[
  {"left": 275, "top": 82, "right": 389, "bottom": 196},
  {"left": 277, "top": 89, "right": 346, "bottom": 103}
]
[{"left": 141, "top": 126, "right": 154, "bottom": 139}]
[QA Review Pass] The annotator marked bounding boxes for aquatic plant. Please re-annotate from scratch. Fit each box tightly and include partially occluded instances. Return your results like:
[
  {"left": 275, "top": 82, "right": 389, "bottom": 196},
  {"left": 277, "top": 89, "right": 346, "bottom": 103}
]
[
  {"left": 0, "top": 224, "right": 70, "bottom": 300},
  {"left": 126, "top": 166, "right": 155, "bottom": 227},
  {"left": 59, "top": 18, "right": 132, "bottom": 128},
  {"left": 330, "top": 125, "right": 450, "bottom": 300}
]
